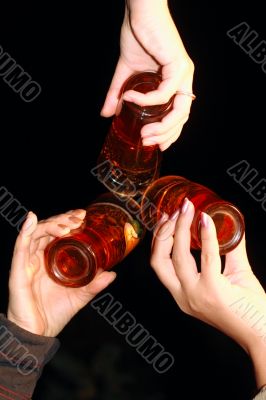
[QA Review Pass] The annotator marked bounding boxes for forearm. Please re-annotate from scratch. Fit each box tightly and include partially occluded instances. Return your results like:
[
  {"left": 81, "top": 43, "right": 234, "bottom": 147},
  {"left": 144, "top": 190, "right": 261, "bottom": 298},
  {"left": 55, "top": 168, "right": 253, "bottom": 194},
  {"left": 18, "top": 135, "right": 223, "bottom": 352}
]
[
  {"left": 127, "top": 0, "right": 168, "bottom": 7},
  {"left": 250, "top": 341, "right": 266, "bottom": 391},
  {"left": 126, "top": 0, "right": 169, "bottom": 17},
  {"left": 0, "top": 314, "right": 60, "bottom": 399}
]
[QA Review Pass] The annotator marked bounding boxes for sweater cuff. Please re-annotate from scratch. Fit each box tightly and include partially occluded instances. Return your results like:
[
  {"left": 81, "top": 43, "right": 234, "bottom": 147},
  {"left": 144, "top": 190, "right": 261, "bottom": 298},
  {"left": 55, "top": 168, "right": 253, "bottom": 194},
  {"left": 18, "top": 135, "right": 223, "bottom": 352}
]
[
  {"left": 253, "top": 386, "right": 266, "bottom": 400},
  {"left": 0, "top": 313, "right": 60, "bottom": 399}
]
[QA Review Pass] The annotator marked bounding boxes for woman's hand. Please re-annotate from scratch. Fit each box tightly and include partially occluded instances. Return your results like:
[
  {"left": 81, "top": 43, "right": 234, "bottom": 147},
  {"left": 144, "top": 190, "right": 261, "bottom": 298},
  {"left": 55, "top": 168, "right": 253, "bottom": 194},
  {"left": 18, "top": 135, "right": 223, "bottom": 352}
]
[
  {"left": 7, "top": 210, "right": 116, "bottom": 337},
  {"left": 151, "top": 198, "right": 266, "bottom": 388},
  {"left": 101, "top": 0, "right": 195, "bottom": 151}
]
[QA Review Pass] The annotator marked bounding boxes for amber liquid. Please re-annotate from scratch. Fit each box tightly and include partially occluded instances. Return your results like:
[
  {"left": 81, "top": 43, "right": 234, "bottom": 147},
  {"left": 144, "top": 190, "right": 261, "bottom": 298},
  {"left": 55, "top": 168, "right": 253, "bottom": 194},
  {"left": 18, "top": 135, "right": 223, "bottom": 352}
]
[
  {"left": 141, "top": 176, "right": 245, "bottom": 254},
  {"left": 97, "top": 71, "right": 174, "bottom": 196},
  {"left": 97, "top": 116, "right": 161, "bottom": 196},
  {"left": 45, "top": 196, "right": 142, "bottom": 287}
]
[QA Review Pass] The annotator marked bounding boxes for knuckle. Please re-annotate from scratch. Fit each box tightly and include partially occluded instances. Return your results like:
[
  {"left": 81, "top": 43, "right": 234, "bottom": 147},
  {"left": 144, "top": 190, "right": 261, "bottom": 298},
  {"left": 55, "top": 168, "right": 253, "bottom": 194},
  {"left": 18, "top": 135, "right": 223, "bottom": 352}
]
[
  {"left": 172, "top": 253, "right": 184, "bottom": 266},
  {"left": 187, "top": 294, "right": 213, "bottom": 315},
  {"left": 201, "top": 252, "right": 216, "bottom": 265},
  {"left": 181, "top": 114, "right": 189, "bottom": 124},
  {"left": 160, "top": 93, "right": 171, "bottom": 104},
  {"left": 187, "top": 58, "right": 195, "bottom": 73},
  {"left": 178, "top": 302, "right": 191, "bottom": 315},
  {"left": 152, "top": 124, "right": 164, "bottom": 136},
  {"left": 178, "top": 57, "right": 194, "bottom": 75}
]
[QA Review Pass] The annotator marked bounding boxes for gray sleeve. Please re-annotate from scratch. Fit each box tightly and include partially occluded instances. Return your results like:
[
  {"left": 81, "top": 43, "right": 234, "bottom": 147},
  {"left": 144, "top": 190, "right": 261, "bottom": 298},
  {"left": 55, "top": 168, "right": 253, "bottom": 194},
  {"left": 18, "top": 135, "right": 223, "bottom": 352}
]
[
  {"left": 253, "top": 386, "right": 266, "bottom": 400},
  {"left": 0, "top": 313, "right": 60, "bottom": 399}
]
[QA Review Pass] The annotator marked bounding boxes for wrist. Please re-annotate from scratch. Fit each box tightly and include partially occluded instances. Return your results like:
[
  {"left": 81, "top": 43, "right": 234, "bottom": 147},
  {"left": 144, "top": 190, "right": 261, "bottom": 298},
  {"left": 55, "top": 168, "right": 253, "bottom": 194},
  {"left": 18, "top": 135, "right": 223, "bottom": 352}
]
[
  {"left": 126, "top": 0, "right": 168, "bottom": 15},
  {"left": 7, "top": 309, "right": 47, "bottom": 337},
  {"left": 248, "top": 338, "right": 266, "bottom": 389}
]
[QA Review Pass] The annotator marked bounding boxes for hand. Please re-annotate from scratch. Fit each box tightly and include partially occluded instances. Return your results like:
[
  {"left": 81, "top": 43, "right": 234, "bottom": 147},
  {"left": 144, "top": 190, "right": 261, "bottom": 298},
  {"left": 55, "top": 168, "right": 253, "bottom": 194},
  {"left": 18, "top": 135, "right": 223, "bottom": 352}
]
[
  {"left": 151, "top": 198, "right": 266, "bottom": 388},
  {"left": 101, "top": 0, "right": 195, "bottom": 151},
  {"left": 7, "top": 210, "right": 116, "bottom": 337}
]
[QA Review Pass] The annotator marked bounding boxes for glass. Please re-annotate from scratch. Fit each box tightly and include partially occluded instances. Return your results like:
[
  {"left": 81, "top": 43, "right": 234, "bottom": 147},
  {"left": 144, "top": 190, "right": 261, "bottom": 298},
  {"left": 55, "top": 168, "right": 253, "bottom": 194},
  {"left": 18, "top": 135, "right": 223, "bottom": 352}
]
[
  {"left": 96, "top": 71, "right": 175, "bottom": 196},
  {"left": 44, "top": 193, "right": 145, "bottom": 287},
  {"left": 141, "top": 175, "right": 245, "bottom": 254}
]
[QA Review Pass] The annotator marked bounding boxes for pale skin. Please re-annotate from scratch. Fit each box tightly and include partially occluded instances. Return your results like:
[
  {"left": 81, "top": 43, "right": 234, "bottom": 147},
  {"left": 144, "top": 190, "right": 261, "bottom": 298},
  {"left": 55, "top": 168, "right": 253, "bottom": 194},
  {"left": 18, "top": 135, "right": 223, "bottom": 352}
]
[
  {"left": 101, "top": 0, "right": 195, "bottom": 151},
  {"left": 6, "top": 205, "right": 266, "bottom": 392},
  {"left": 7, "top": 0, "right": 193, "bottom": 337},
  {"left": 7, "top": 210, "right": 116, "bottom": 337},
  {"left": 151, "top": 198, "right": 266, "bottom": 390}
]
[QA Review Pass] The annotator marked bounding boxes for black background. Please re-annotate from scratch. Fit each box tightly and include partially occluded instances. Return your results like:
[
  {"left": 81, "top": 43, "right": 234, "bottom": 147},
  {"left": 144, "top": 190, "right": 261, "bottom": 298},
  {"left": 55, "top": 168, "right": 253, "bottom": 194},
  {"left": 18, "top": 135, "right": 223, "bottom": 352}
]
[{"left": 1, "top": 1, "right": 266, "bottom": 399}]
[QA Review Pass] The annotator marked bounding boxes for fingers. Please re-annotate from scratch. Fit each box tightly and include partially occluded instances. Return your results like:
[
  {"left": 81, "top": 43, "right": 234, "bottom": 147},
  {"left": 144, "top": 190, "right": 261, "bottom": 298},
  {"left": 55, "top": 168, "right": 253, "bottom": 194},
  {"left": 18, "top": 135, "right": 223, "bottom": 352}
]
[
  {"left": 122, "top": 58, "right": 194, "bottom": 106},
  {"left": 224, "top": 234, "right": 251, "bottom": 274},
  {"left": 101, "top": 60, "right": 194, "bottom": 150},
  {"left": 150, "top": 212, "right": 182, "bottom": 295},
  {"left": 77, "top": 272, "right": 117, "bottom": 307},
  {"left": 140, "top": 83, "right": 193, "bottom": 150},
  {"left": 123, "top": 78, "right": 192, "bottom": 108},
  {"left": 142, "top": 114, "right": 188, "bottom": 148},
  {"left": 32, "top": 209, "right": 86, "bottom": 242},
  {"left": 172, "top": 199, "right": 198, "bottom": 288},
  {"left": 200, "top": 212, "right": 222, "bottom": 280},
  {"left": 100, "top": 60, "right": 133, "bottom": 117},
  {"left": 29, "top": 209, "right": 87, "bottom": 254},
  {"left": 65, "top": 209, "right": 86, "bottom": 218},
  {"left": 43, "top": 208, "right": 86, "bottom": 223},
  {"left": 13, "top": 211, "right": 38, "bottom": 251},
  {"left": 10, "top": 212, "right": 38, "bottom": 285},
  {"left": 158, "top": 128, "right": 182, "bottom": 151},
  {"left": 151, "top": 212, "right": 169, "bottom": 247}
]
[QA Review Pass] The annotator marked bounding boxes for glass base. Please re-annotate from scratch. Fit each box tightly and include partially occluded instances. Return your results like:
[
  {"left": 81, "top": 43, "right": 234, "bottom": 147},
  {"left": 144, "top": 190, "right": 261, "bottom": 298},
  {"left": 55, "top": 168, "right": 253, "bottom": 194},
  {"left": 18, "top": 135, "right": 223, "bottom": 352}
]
[{"left": 45, "top": 238, "right": 97, "bottom": 287}]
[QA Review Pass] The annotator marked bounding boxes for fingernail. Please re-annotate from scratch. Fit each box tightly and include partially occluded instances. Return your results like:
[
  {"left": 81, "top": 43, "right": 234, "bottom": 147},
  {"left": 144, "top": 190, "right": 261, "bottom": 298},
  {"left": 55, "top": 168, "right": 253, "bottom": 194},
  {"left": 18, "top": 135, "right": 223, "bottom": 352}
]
[
  {"left": 170, "top": 208, "right": 180, "bottom": 220},
  {"left": 158, "top": 212, "right": 169, "bottom": 224},
  {"left": 141, "top": 132, "right": 152, "bottom": 138},
  {"left": 108, "top": 271, "right": 117, "bottom": 280},
  {"left": 142, "top": 138, "right": 157, "bottom": 146},
  {"left": 22, "top": 212, "right": 34, "bottom": 231},
  {"left": 181, "top": 198, "right": 190, "bottom": 214},
  {"left": 58, "top": 224, "right": 70, "bottom": 233},
  {"left": 201, "top": 212, "right": 209, "bottom": 228},
  {"left": 69, "top": 216, "right": 82, "bottom": 223},
  {"left": 123, "top": 94, "right": 133, "bottom": 102},
  {"left": 71, "top": 209, "right": 86, "bottom": 217},
  {"left": 141, "top": 128, "right": 153, "bottom": 137}
]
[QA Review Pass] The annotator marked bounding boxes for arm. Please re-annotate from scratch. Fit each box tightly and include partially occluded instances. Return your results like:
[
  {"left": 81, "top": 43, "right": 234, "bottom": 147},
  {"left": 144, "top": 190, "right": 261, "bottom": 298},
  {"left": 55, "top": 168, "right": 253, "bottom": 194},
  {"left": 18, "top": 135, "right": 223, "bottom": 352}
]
[
  {"left": 0, "top": 210, "right": 116, "bottom": 398},
  {"left": 0, "top": 314, "right": 59, "bottom": 400},
  {"left": 150, "top": 198, "right": 266, "bottom": 397},
  {"left": 101, "top": 0, "right": 195, "bottom": 151}
]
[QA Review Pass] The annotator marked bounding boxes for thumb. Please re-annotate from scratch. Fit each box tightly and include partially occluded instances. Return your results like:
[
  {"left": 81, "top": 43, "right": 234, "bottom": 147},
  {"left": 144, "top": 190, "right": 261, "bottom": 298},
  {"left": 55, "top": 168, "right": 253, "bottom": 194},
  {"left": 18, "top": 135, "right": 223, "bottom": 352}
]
[
  {"left": 76, "top": 271, "right": 117, "bottom": 307},
  {"left": 10, "top": 212, "right": 38, "bottom": 287},
  {"left": 200, "top": 212, "right": 222, "bottom": 280},
  {"left": 224, "top": 235, "right": 251, "bottom": 274},
  {"left": 100, "top": 60, "right": 133, "bottom": 117},
  {"left": 12, "top": 212, "right": 38, "bottom": 264}
]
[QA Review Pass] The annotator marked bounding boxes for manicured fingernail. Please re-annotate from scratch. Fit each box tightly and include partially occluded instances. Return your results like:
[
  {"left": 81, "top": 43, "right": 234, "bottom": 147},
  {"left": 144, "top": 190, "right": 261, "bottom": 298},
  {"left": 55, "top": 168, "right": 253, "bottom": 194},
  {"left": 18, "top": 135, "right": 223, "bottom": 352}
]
[
  {"left": 181, "top": 198, "right": 189, "bottom": 214},
  {"left": 123, "top": 94, "right": 133, "bottom": 102},
  {"left": 201, "top": 212, "right": 209, "bottom": 228},
  {"left": 158, "top": 212, "right": 169, "bottom": 224},
  {"left": 69, "top": 216, "right": 82, "bottom": 223},
  {"left": 170, "top": 208, "right": 180, "bottom": 220},
  {"left": 141, "top": 128, "right": 153, "bottom": 137},
  {"left": 141, "top": 132, "right": 152, "bottom": 138},
  {"left": 142, "top": 138, "right": 157, "bottom": 146},
  {"left": 58, "top": 224, "right": 70, "bottom": 233},
  {"left": 71, "top": 209, "right": 86, "bottom": 217},
  {"left": 22, "top": 212, "right": 34, "bottom": 231}
]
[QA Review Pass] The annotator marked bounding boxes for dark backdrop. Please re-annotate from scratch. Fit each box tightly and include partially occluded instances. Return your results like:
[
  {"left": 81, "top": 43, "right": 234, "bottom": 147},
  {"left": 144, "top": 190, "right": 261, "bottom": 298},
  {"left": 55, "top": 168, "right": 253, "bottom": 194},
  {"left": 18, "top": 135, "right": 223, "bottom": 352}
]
[{"left": 1, "top": 1, "right": 265, "bottom": 399}]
